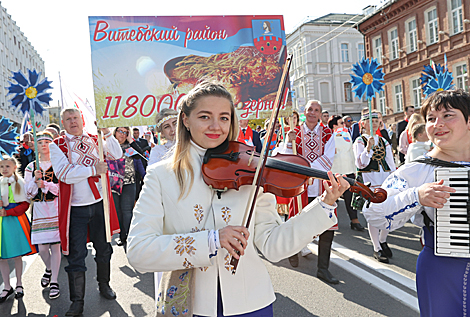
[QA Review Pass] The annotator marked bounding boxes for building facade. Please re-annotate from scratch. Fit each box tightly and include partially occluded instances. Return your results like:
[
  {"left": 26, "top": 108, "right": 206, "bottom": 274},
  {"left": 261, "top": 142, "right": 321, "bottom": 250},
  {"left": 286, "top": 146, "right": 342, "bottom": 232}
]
[
  {"left": 0, "top": 4, "right": 49, "bottom": 125},
  {"left": 358, "top": 0, "right": 469, "bottom": 125},
  {"left": 287, "top": 13, "right": 367, "bottom": 120}
]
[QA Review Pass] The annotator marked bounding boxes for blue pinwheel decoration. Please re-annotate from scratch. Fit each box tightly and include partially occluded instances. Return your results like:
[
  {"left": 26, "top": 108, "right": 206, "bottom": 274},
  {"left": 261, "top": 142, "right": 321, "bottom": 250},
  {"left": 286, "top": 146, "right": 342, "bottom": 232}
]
[
  {"left": 423, "top": 71, "right": 454, "bottom": 97},
  {"left": 420, "top": 63, "right": 445, "bottom": 88},
  {"left": 350, "top": 57, "right": 385, "bottom": 100},
  {"left": 0, "top": 117, "right": 20, "bottom": 157},
  {"left": 420, "top": 59, "right": 454, "bottom": 98},
  {"left": 7, "top": 70, "right": 52, "bottom": 116}
]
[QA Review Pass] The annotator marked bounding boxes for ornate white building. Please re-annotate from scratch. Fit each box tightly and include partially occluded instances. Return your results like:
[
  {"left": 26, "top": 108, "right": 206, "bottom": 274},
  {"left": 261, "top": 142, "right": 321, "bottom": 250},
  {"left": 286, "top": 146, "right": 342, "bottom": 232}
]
[
  {"left": 287, "top": 13, "right": 367, "bottom": 119},
  {"left": 0, "top": 4, "right": 48, "bottom": 125}
]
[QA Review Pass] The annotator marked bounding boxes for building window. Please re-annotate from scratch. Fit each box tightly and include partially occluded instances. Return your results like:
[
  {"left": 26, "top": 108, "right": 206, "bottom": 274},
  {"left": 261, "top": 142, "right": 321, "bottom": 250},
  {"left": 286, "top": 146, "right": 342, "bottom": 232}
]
[
  {"left": 394, "top": 84, "right": 403, "bottom": 112},
  {"left": 297, "top": 45, "right": 303, "bottom": 68},
  {"left": 427, "top": 8, "right": 439, "bottom": 44},
  {"left": 455, "top": 64, "right": 468, "bottom": 91},
  {"left": 451, "top": 0, "right": 463, "bottom": 34},
  {"left": 341, "top": 43, "right": 349, "bottom": 63},
  {"left": 408, "top": 19, "right": 417, "bottom": 52},
  {"left": 379, "top": 91, "right": 386, "bottom": 115},
  {"left": 344, "top": 82, "right": 352, "bottom": 102},
  {"left": 320, "top": 82, "right": 330, "bottom": 103},
  {"left": 358, "top": 43, "right": 364, "bottom": 61},
  {"left": 390, "top": 29, "right": 399, "bottom": 60},
  {"left": 411, "top": 78, "right": 422, "bottom": 108},
  {"left": 374, "top": 37, "right": 382, "bottom": 64}
]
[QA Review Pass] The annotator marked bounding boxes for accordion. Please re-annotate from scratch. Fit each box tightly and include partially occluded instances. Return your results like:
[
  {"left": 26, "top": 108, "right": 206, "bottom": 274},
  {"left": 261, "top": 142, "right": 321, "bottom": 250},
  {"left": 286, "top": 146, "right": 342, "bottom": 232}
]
[{"left": 435, "top": 167, "right": 470, "bottom": 258}]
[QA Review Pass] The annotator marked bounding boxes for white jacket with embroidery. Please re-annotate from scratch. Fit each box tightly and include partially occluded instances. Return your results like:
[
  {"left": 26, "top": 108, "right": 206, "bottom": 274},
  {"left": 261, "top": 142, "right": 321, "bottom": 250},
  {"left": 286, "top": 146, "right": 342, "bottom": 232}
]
[
  {"left": 127, "top": 142, "right": 337, "bottom": 316},
  {"left": 362, "top": 161, "right": 440, "bottom": 231}
]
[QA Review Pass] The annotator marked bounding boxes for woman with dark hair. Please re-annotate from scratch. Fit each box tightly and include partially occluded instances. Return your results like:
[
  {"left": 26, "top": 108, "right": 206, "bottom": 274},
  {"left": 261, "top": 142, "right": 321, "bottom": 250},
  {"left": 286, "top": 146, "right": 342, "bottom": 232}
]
[
  {"left": 127, "top": 81, "right": 349, "bottom": 316},
  {"left": 364, "top": 89, "right": 470, "bottom": 316},
  {"left": 112, "top": 127, "right": 145, "bottom": 250}
]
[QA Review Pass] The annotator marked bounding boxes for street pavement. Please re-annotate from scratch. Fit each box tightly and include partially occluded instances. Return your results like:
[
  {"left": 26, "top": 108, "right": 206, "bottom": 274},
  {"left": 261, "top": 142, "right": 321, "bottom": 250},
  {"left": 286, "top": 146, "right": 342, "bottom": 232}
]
[{"left": 0, "top": 198, "right": 422, "bottom": 316}]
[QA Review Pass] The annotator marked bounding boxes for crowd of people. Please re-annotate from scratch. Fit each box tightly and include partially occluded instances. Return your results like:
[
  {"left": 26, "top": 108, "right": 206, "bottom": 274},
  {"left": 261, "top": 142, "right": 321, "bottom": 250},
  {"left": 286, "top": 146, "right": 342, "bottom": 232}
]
[{"left": 0, "top": 81, "right": 466, "bottom": 316}]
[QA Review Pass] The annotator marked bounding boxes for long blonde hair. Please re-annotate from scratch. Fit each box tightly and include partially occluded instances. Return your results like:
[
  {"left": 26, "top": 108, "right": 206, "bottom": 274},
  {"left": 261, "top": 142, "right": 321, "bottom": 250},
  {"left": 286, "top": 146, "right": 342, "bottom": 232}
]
[
  {"left": 171, "top": 81, "right": 239, "bottom": 199},
  {"left": 1, "top": 155, "right": 21, "bottom": 195}
]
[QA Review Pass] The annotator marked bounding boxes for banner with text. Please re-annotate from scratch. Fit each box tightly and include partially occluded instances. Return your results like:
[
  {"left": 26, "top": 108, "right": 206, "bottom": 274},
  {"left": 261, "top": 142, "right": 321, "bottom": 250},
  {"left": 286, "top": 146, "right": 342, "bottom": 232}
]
[{"left": 89, "top": 16, "right": 292, "bottom": 128}]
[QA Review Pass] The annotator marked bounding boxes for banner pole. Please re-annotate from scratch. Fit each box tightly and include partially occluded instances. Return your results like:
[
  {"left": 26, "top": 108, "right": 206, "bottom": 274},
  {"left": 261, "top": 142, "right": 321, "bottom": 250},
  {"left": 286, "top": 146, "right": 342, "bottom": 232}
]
[{"left": 97, "top": 130, "right": 111, "bottom": 243}]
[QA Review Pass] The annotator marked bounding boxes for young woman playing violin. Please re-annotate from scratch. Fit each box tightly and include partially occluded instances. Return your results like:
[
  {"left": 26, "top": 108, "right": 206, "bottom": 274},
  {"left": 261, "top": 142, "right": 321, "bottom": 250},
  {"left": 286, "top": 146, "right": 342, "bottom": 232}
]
[{"left": 127, "top": 81, "right": 350, "bottom": 317}]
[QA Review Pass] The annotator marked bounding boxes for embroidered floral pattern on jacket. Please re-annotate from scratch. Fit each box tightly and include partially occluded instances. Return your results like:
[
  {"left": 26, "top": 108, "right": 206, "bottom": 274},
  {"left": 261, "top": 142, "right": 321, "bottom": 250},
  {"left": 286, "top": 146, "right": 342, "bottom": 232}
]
[
  {"left": 174, "top": 236, "right": 197, "bottom": 256},
  {"left": 182, "top": 258, "right": 194, "bottom": 269},
  {"left": 156, "top": 270, "right": 192, "bottom": 316},
  {"left": 221, "top": 206, "right": 231, "bottom": 224},
  {"left": 194, "top": 204, "right": 204, "bottom": 224},
  {"left": 224, "top": 253, "right": 234, "bottom": 272}
]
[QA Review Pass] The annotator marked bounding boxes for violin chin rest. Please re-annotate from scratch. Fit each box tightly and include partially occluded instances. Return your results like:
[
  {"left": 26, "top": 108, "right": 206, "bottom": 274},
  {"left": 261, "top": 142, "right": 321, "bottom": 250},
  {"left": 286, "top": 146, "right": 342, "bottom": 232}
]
[{"left": 365, "top": 182, "right": 372, "bottom": 187}]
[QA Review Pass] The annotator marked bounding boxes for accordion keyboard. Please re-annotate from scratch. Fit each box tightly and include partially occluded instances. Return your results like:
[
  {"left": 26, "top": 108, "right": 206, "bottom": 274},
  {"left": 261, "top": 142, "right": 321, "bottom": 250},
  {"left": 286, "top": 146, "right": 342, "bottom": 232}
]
[{"left": 435, "top": 167, "right": 470, "bottom": 258}]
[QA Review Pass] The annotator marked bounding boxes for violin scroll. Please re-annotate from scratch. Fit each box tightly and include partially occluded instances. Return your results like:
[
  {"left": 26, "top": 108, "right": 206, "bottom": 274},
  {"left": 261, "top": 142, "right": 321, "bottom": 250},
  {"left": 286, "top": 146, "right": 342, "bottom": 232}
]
[{"left": 349, "top": 181, "right": 387, "bottom": 204}]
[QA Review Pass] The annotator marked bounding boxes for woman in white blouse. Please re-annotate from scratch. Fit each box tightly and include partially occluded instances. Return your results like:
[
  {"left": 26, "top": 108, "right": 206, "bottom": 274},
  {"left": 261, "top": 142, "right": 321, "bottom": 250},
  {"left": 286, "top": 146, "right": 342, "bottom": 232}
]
[
  {"left": 148, "top": 108, "right": 178, "bottom": 166},
  {"left": 127, "top": 81, "right": 349, "bottom": 317}
]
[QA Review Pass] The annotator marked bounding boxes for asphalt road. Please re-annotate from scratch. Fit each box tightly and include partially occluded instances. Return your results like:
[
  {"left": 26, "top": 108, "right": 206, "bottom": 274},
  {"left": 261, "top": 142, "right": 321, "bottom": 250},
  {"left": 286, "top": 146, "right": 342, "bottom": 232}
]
[{"left": 0, "top": 198, "right": 422, "bottom": 316}]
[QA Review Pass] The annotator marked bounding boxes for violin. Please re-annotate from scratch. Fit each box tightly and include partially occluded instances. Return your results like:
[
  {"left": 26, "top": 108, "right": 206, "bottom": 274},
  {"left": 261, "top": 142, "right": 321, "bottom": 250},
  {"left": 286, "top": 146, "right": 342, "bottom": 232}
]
[{"left": 203, "top": 139, "right": 387, "bottom": 204}]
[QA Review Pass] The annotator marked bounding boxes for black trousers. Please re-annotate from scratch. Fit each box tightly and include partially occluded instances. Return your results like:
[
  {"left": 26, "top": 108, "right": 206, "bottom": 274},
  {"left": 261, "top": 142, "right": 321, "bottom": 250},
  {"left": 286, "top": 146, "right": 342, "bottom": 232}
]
[{"left": 308, "top": 197, "right": 334, "bottom": 271}]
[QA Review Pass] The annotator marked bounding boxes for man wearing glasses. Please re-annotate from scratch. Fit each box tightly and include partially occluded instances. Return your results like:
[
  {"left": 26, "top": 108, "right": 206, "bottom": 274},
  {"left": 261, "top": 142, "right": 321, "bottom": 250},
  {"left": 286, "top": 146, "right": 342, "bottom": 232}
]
[{"left": 342, "top": 115, "right": 353, "bottom": 136}]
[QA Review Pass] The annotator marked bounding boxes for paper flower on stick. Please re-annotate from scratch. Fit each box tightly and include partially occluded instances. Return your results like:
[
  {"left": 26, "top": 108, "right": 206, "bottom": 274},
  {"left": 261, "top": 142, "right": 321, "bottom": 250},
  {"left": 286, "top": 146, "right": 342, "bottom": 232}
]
[
  {"left": 350, "top": 58, "right": 385, "bottom": 100},
  {"left": 420, "top": 63, "right": 454, "bottom": 98},
  {"left": 0, "top": 117, "right": 20, "bottom": 156},
  {"left": 7, "top": 70, "right": 52, "bottom": 116},
  {"left": 420, "top": 64, "right": 445, "bottom": 88}
]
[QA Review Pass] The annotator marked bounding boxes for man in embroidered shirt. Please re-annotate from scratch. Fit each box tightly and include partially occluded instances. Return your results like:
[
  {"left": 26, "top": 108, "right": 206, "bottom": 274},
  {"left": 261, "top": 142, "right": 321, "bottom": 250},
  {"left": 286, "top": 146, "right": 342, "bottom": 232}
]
[
  {"left": 283, "top": 100, "right": 338, "bottom": 284},
  {"left": 49, "top": 108, "right": 122, "bottom": 316}
]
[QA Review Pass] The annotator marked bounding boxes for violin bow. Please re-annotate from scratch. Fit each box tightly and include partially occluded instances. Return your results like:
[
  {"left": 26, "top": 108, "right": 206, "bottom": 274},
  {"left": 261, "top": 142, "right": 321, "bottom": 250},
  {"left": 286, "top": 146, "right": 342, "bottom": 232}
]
[
  {"left": 231, "top": 54, "right": 293, "bottom": 274},
  {"left": 289, "top": 116, "right": 303, "bottom": 214}
]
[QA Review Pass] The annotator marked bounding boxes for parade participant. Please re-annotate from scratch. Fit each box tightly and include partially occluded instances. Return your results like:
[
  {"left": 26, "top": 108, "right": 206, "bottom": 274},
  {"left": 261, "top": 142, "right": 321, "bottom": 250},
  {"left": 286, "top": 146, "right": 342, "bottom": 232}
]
[
  {"left": 148, "top": 108, "right": 178, "bottom": 166},
  {"left": 24, "top": 131, "right": 61, "bottom": 299},
  {"left": 363, "top": 89, "right": 470, "bottom": 316},
  {"left": 127, "top": 81, "right": 348, "bottom": 316},
  {"left": 405, "top": 123, "right": 431, "bottom": 164},
  {"left": 282, "top": 100, "right": 336, "bottom": 283},
  {"left": 328, "top": 115, "right": 364, "bottom": 231},
  {"left": 398, "top": 113, "right": 424, "bottom": 162},
  {"left": 112, "top": 127, "right": 146, "bottom": 250},
  {"left": 342, "top": 115, "right": 353, "bottom": 136},
  {"left": 45, "top": 123, "right": 61, "bottom": 139},
  {"left": 238, "top": 119, "right": 262, "bottom": 153},
  {"left": 18, "top": 132, "right": 35, "bottom": 177},
  {"left": 320, "top": 109, "right": 329, "bottom": 127},
  {"left": 397, "top": 105, "right": 415, "bottom": 163},
  {"left": 353, "top": 111, "right": 396, "bottom": 263},
  {"left": 0, "top": 156, "right": 37, "bottom": 303},
  {"left": 49, "top": 108, "right": 121, "bottom": 316},
  {"left": 351, "top": 107, "right": 370, "bottom": 143}
]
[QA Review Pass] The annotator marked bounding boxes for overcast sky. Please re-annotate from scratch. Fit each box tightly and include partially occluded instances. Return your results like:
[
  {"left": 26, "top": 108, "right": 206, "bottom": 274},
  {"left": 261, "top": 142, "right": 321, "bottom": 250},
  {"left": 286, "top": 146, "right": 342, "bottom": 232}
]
[{"left": 1, "top": 0, "right": 383, "bottom": 108}]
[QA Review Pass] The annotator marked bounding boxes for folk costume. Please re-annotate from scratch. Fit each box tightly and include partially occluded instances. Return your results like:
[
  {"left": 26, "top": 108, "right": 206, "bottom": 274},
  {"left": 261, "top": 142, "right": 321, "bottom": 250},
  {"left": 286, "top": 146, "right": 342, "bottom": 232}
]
[
  {"left": 49, "top": 132, "right": 121, "bottom": 256},
  {"left": 283, "top": 122, "right": 335, "bottom": 218},
  {"left": 353, "top": 116, "right": 396, "bottom": 262},
  {"left": 278, "top": 121, "right": 337, "bottom": 282},
  {"left": 49, "top": 130, "right": 122, "bottom": 313},
  {"left": 363, "top": 160, "right": 470, "bottom": 316},
  {"left": 148, "top": 140, "right": 175, "bottom": 166},
  {"left": 24, "top": 160, "right": 60, "bottom": 245},
  {"left": 0, "top": 175, "right": 37, "bottom": 259},
  {"left": 127, "top": 141, "right": 338, "bottom": 316}
]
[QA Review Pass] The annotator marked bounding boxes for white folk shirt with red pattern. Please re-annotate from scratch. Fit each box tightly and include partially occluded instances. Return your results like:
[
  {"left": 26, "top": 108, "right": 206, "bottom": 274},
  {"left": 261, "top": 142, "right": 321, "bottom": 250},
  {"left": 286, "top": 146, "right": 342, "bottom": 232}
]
[
  {"left": 286, "top": 122, "right": 335, "bottom": 197},
  {"left": 49, "top": 132, "right": 122, "bottom": 206}
]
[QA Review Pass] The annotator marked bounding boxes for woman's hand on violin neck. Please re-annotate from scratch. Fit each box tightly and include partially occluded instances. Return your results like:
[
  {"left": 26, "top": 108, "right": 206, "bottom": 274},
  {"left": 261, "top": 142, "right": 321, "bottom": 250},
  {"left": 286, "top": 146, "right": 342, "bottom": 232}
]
[
  {"left": 321, "top": 172, "right": 351, "bottom": 206},
  {"left": 219, "top": 226, "right": 250, "bottom": 260}
]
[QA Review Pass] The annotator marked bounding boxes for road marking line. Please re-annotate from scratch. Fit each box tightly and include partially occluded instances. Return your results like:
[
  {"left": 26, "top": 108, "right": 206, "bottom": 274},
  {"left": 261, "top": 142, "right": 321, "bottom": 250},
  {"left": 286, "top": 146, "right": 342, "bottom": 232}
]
[
  {"left": 307, "top": 243, "right": 419, "bottom": 312},
  {"left": 332, "top": 241, "right": 417, "bottom": 292}
]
